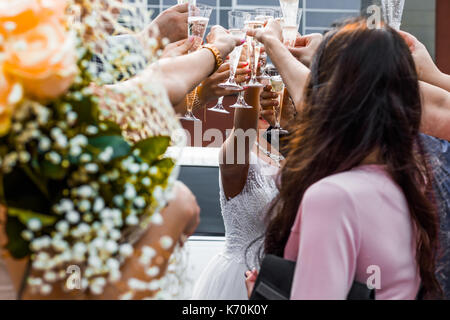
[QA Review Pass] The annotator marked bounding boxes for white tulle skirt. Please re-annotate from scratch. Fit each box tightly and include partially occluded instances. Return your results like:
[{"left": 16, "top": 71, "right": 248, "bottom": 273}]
[{"left": 191, "top": 252, "right": 248, "bottom": 300}]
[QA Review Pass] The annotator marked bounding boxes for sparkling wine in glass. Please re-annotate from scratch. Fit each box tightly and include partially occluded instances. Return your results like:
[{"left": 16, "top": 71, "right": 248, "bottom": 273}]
[
  {"left": 280, "top": 7, "right": 302, "bottom": 47},
  {"left": 381, "top": 0, "right": 405, "bottom": 30},
  {"left": 218, "top": 11, "right": 249, "bottom": 91},
  {"left": 267, "top": 67, "right": 288, "bottom": 135},
  {"left": 245, "top": 14, "right": 265, "bottom": 88},
  {"left": 279, "top": 0, "right": 299, "bottom": 22},
  {"left": 181, "top": 3, "right": 212, "bottom": 121}
]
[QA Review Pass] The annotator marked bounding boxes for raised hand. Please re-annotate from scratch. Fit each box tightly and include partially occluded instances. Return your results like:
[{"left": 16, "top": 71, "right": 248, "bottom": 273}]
[
  {"left": 260, "top": 85, "right": 297, "bottom": 127},
  {"left": 288, "top": 33, "right": 323, "bottom": 68},
  {"left": 399, "top": 31, "right": 450, "bottom": 92},
  {"left": 152, "top": 4, "right": 189, "bottom": 43},
  {"left": 161, "top": 37, "right": 196, "bottom": 58},
  {"left": 198, "top": 62, "right": 251, "bottom": 104},
  {"left": 246, "top": 19, "right": 283, "bottom": 46},
  {"left": 206, "top": 25, "right": 245, "bottom": 60}
]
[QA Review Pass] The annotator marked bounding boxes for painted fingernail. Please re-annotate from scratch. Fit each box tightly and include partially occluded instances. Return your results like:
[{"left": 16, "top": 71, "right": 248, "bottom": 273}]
[{"left": 240, "top": 39, "right": 246, "bottom": 44}]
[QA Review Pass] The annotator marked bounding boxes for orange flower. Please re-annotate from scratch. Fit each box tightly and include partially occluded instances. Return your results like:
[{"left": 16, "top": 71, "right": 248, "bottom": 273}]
[
  {"left": 0, "top": 67, "right": 23, "bottom": 136},
  {"left": 0, "top": 0, "right": 67, "bottom": 35},
  {"left": 3, "top": 18, "right": 77, "bottom": 101}
]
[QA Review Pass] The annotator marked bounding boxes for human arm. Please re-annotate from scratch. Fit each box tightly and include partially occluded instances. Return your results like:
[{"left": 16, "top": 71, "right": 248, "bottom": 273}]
[
  {"left": 288, "top": 33, "right": 323, "bottom": 68},
  {"left": 219, "top": 87, "right": 261, "bottom": 199},
  {"left": 142, "top": 4, "right": 189, "bottom": 43},
  {"left": 399, "top": 31, "right": 450, "bottom": 92},
  {"left": 420, "top": 81, "right": 450, "bottom": 141},
  {"left": 108, "top": 26, "right": 244, "bottom": 107}
]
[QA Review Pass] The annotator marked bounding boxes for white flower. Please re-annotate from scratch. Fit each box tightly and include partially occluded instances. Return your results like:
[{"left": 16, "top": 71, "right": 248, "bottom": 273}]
[
  {"left": 109, "top": 269, "right": 121, "bottom": 283},
  {"left": 77, "top": 185, "right": 94, "bottom": 198},
  {"left": 93, "top": 198, "right": 105, "bottom": 213},
  {"left": 128, "top": 278, "right": 147, "bottom": 291},
  {"left": 125, "top": 214, "right": 139, "bottom": 226},
  {"left": 109, "top": 229, "right": 121, "bottom": 241},
  {"left": 123, "top": 184, "right": 136, "bottom": 200},
  {"left": 141, "top": 177, "right": 151, "bottom": 187},
  {"left": 27, "top": 218, "right": 42, "bottom": 232},
  {"left": 67, "top": 111, "right": 78, "bottom": 125},
  {"left": 104, "top": 240, "right": 118, "bottom": 253},
  {"left": 113, "top": 195, "right": 124, "bottom": 207},
  {"left": 40, "top": 284, "right": 52, "bottom": 295},
  {"left": 85, "top": 163, "right": 98, "bottom": 173},
  {"left": 128, "top": 163, "right": 140, "bottom": 174},
  {"left": 149, "top": 166, "right": 158, "bottom": 175},
  {"left": 88, "top": 255, "right": 102, "bottom": 269},
  {"left": 133, "top": 197, "right": 146, "bottom": 209},
  {"left": 47, "top": 151, "right": 61, "bottom": 165},
  {"left": 73, "top": 242, "right": 87, "bottom": 255},
  {"left": 69, "top": 145, "right": 82, "bottom": 157},
  {"left": 106, "top": 258, "right": 120, "bottom": 271},
  {"left": 18, "top": 151, "right": 30, "bottom": 163},
  {"left": 147, "top": 280, "right": 160, "bottom": 291},
  {"left": 70, "top": 135, "right": 88, "bottom": 147},
  {"left": 119, "top": 243, "right": 133, "bottom": 257},
  {"left": 60, "top": 199, "right": 74, "bottom": 212},
  {"left": 55, "top": 220, "right": 69, "bottom": 234},
  {"left": 55, "top": 135, "right": 68, "bottom": 149},
  {"left": 159, "top": 236, "right": 173, "bottom": 250},
  {"left": 150, "top": 212, "right": 163, "bottom": 225},
  {"left": 66, "top": 210, "right": 80, "bottom": 224},
  {"left": 146, "top": 266, "right": 160, "bottom": 277},
  {"left": 98, "top": 146, "right": 114, "bottom": 163},
  {"left": 50, "top": 127, "right": 63, "bottom": 140},
  {"left": 86, "top": 125, "right": 99, "bottom": 135},
  {"left": 78, "top": 199, "right": 91, "bottom": 212},
  {"left": 21, "top": 230, "right": 34, "bottom": 241},
  {"left": 80, "top": 153, "right": 92, "bottom": 163},
  {"left": 44, "top": 271, "right": 57, "bottom": 283}
]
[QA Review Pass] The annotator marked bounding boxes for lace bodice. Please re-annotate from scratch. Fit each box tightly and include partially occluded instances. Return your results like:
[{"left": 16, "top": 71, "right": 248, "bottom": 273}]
[{"left": 219, "top": 152, "right": 279, "bottom": 268}]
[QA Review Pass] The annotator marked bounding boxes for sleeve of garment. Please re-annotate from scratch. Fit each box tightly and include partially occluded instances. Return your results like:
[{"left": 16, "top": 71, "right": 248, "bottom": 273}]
[{"left": 290, "top": 180, "right": 361, "bottom": 300}]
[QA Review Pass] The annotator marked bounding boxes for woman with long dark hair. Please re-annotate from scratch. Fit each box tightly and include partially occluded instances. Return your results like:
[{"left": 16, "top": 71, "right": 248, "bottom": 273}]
[{"left": 247, "top": 18, "right": 442, "bottom": 299}]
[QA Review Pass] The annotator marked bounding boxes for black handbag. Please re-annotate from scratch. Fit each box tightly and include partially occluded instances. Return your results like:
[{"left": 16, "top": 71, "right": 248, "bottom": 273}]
[{"left": 249, "top": 254, "right": 375, "bottom": 300}]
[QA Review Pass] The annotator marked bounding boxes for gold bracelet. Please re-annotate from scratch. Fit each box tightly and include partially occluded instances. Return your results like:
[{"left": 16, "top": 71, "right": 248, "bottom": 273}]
[{"left": 202, "top": 44, "right": 223, "bottom": 75}]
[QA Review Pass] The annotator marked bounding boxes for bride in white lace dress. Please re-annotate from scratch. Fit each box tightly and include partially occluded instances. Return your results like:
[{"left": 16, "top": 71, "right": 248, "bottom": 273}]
[{"left": 192, "top": 88, "right": 280, "bottom": 300}]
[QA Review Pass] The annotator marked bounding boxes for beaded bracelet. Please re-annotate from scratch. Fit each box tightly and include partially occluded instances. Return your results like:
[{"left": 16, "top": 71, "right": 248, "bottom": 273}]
[{"left": 201, "top": 44, "right": 224, "bottom": 76}]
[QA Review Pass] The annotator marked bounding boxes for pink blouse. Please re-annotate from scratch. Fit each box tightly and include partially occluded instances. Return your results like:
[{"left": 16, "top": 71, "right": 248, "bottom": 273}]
[{"left": 284, "top": 165, "right": 421, "bottom": 300}]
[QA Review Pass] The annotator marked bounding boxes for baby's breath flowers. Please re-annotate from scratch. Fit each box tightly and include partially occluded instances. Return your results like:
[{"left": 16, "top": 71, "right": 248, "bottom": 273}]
[{"left": 0, "top": 0, "right": 185, "bottom": 298}]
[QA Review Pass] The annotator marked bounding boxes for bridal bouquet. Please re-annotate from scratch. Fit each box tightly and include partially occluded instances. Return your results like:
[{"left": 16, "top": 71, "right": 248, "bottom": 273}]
[{"left": 0, "top": 0, "right": 183, "bottom": 297}]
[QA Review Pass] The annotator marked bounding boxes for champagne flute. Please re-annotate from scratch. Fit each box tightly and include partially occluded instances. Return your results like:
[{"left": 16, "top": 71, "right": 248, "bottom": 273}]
[
  {"left": 230, "top": 42, "right": 252, "bottom": 109},
  {"left": 280, "top": 8, "right": 302, "bottom": 47},
  {"left": 244, "top": 12, "right": 265, "bottom": 88},
  {"left": 217, "top": 11, "right": 249, "bottom": 91},
  {"left": 267, "top": 67, "right": 288, "bottom": 135},
  {"left": 381, "top": 0, "right": 405, "bottom": 30},
  {"left": 208, "top": 96, "right": 229, "bottom": 114},
  {"left": 181, "top": 3, "right": 212, "bottom": 121},
  {"left": 279, "top": 0, "right": 299, "bottom": 21}
]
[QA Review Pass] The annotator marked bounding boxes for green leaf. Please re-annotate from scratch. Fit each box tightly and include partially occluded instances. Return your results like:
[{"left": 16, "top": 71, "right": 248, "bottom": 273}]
[
  {"left": 5, "top": 216, "right": 31, "bottom": 259},
  {"left": 88, "top": 135, "right": 131, "bottom": 160},
  {"left": 8, "top": 207, "right": 57, "bottom": 227},
  {"left": 133, "top": 136, "right": 171, "bottom": 163},
  {"left": 41, "top": 160, "right": 67, "bottom": 180},
  {"left": 97, "top": 120, "right": 122, "bottom": 136}
]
